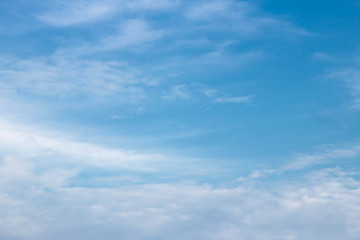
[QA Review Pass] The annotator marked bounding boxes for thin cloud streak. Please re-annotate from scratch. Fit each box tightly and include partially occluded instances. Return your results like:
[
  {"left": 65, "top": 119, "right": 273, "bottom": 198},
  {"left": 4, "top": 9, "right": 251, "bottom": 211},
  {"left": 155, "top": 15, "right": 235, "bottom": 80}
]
[
  {"left": 37, "top": 0, "right": 118, "bottom": 27},
  {"left": 37, "top": 0, "right": 179, "bottom": 27},
  {"left": 0, "top": 119, "right": 169, "bottom": 170},
  {"left": 329, "top": 67, "right": 360, "bottom": 110},
  {"left": 0, "top": 55, "right": 153, "bottom": 101},
  {"left": 215, "top": 96, "right": 253, "bottom": 104},
  {"left": 283, "top": 143, "right": 360, "bottom": 171}
]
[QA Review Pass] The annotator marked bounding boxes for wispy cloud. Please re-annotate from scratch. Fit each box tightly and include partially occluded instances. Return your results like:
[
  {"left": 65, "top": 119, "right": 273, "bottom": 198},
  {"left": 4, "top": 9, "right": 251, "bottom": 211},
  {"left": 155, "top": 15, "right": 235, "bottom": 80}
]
[
  {"left": 163, "top": 84, "right": 191, "bottom": 100},
  {"left": 128, "top": 0, "right": 179, "bottom": 10},
  {"left": 0, "top": 55, "right": 153, "bottom": 101},
  {"left": 0, "top": 19, "right": 164, "bottom": 102},
  {"left": 283, "top": 142, "right": 360, "bottom": 171},
  {"left": 185, "top": 1, "right": 253, "bottom": 21},
  {"left": 312, "top": 52, "right": 337, "bottom": 62},
  {"left": 19, "top": 0, "right": 308, "bottom": 105},
  {"left": 0, "top": 119, "right": 169, "bottom": 170},
  {"left": 184, "top": 0, "right": 309, "bottom": 36},
  {"left": 37, "top": 0, "right": 118, "bottom": 27},
  {"left": 330, "top": 68, "right": 360, "bottom": 95},
  {"left": 162, "top": 83, "right": 254, "bottom": 105},
  {"left": 37, "top": 0, "right": 179, "bottom": 27},
  {"left": 235, "top": 141, "right": 360, "bottom": 182},
  {"left": 329, "top": 67, "right": 360, "bottom": 109},
  {"left": 215, "top": 95, "right": 253, "bottom": 104},
  {"left": 53, "top": 19, "right": 163, "bottom": 57},
  {"left": 350, "top": 98, "right": 360, "bottom": 110},
  {"left": 99, "top": 20, "right": 162, "bottom": 51}
]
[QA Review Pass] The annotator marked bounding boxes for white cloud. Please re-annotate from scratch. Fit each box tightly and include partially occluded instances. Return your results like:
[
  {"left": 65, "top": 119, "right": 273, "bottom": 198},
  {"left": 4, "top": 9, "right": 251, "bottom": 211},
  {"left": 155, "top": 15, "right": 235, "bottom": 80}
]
[
  {"left": 185, "top": 1, "right": 250, "bottom": 21},
  {"left": 184, "top": 0, "right": 309, "bottom": 36},
  {"left": 215, "top": 95, "right": 253, "bottom": 104},
  {"left": 0, "top": 155, "right": 77, "bottom": 190},
  {"left": 0, "top": 156, "right": 33, "bottom": 183},
  {"left": 162, "top": 83, "right": 254, "bottom": 105},
  {"left": 37, "top": 0, "right": 179, "bottom": 27},
  {"left": 199, "top": 49, "right": 263, "bottom": 66},
  {"left": 312, "top": 52, "right": 337, "bottom": 61},
  {"left": 0, "top": 20, "right": 163, "bottom": 101},
  {"left": 330, "top": 68, "right": 360, "bottom": 95},
  {"left": 283, "top": 142, "right": 360, "bottom": 171},
  {"left": 350, "top": 98, "right": 360, "bottom": 109},
  {"left": 37, "top": 0, "right": 117, "bottom": 27},
  {"left": 99, "top": 19, "right": 162, "bottom": 52},
  {"left": 329, "top": 67, "right": 360, "bottom": 109},
  {"left": 235, "top": 142, "right": 360, "bottom": 183},
  {"left": 30, "top": 0, "right": 307, "bottom": 104},
  {"left": 52, "top": 19, "right": 163, "bottom": 58},
  {"left": 128, "top": 0, "right": 179, "bottom": 10},
  {"left": 157, "top": 50, "right": 263, "bottom": 76},
  {"left": 0, "top": 116, "right": 359, "bottom": 240},
  {"left": 0, "top": 119, "right": 169, "bottom": 170},
  {"left": 161, "top": 83, "right": 254, "bottom": 105},
  {"left": 0, "top": 167, "right": 359, "bottom": 239},
  {"left": 0, "top": 55, "right": 152, "bottom": 101},
  {"left": 163, "top": 84, "right": 191, "bottom": 100},
  {"left": 202, "top": 88, "right": 218, "bottom": 97}
]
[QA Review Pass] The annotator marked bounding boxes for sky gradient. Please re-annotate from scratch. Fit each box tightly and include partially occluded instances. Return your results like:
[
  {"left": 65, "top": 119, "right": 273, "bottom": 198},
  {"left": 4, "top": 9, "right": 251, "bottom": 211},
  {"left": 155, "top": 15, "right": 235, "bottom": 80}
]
[{"left": 0, "top": 0, "right": 360, "bottom": 239}]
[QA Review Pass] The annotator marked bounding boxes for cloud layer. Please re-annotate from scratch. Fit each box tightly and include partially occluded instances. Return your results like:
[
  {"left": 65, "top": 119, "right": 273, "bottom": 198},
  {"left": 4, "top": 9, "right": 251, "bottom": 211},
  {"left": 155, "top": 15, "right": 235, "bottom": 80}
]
[{"left": 0, "top": 165, "right": 359, "bottom": 240}]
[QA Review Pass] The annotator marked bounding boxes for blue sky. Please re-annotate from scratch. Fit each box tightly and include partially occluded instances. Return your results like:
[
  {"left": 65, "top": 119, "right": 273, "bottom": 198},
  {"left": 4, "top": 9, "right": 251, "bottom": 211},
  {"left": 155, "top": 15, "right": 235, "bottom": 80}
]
[{"left": 0, "top": 0, "right": 360, "bottom": 239}]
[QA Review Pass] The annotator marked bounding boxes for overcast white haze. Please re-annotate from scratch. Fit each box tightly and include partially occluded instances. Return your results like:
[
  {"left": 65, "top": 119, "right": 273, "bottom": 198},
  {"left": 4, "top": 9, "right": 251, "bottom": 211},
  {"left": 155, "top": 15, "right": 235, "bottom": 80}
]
[{"left": 1, "top": 0, "right": 360, "bottom": 239}]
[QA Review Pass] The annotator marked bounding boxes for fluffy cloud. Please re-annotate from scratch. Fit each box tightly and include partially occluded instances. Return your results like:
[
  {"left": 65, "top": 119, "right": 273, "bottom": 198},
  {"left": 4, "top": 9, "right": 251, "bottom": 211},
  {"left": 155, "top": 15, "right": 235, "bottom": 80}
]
[
  {"left": 0, "top": 166, "right": 359, "bottom": 240},
  {"left": 1, "top": 117, "right": 360, "bottom": 239}
]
